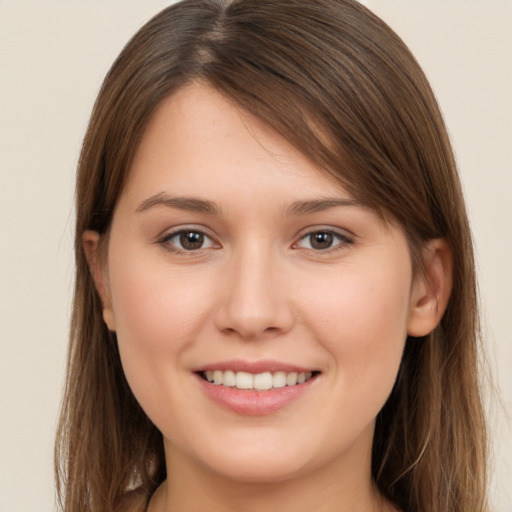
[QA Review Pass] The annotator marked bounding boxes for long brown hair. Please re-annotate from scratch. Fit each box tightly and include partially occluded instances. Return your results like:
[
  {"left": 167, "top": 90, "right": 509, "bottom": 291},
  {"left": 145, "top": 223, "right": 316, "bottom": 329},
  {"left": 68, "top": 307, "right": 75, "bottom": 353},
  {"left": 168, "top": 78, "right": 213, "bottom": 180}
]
[{"left": 55, "top": 1, "right": 489, "bottom": 511}]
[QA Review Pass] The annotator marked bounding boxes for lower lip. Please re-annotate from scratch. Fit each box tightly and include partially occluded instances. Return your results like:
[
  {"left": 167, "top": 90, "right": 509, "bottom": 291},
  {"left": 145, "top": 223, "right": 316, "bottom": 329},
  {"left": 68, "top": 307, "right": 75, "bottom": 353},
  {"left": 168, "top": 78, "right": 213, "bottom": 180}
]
[{"left": 195, "top": 374, "right": 318, "bottom": 416}]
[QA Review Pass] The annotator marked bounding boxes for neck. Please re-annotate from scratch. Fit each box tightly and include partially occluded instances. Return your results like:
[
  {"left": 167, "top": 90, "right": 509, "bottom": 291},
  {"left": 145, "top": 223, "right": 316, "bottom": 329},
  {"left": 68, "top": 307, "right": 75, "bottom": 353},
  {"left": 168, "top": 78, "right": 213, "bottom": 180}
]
[{"left": 149, "top": 436, "right": 395, "bottom": 512}]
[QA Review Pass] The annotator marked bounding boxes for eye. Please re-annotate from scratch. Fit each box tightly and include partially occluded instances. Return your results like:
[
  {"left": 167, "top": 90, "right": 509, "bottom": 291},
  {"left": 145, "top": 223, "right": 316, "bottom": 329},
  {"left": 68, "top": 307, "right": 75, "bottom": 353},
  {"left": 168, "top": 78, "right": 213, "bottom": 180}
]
[
  {"left": 295, "top": 230, "right": 352, "bottom": 251},
  {"left": 160, "top": 229, "right": 217, "bottom": 252}
]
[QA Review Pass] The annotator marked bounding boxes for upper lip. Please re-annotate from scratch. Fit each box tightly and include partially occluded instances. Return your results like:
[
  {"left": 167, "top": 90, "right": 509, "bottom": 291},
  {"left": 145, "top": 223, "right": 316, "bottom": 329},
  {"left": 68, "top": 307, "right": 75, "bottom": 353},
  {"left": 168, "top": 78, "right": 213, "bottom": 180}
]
[{"left": 193, "top": 359, "right": 318, "bottom": 374}]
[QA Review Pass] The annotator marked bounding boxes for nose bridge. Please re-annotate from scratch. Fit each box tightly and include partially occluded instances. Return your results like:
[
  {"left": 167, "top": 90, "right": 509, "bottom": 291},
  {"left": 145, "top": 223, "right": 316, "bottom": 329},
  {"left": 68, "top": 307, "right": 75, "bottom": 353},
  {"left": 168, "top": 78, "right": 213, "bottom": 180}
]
[{"left": 215, "top": 240, "right": 292, "bottom": 339}]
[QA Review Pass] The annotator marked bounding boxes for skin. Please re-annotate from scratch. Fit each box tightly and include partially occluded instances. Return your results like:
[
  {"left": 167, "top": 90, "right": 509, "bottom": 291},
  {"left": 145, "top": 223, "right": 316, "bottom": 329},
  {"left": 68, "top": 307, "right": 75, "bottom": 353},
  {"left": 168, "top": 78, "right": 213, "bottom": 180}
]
[{"left": 85, "top": 84, "right": 451, "bottom": 512}]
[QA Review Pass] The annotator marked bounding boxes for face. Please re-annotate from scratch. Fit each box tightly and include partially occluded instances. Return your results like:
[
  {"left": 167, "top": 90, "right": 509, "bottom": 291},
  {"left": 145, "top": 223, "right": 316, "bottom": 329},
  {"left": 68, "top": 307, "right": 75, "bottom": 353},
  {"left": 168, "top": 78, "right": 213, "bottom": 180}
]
[{"left": 89, "top": 84, "right": 436, "bottom": 486}]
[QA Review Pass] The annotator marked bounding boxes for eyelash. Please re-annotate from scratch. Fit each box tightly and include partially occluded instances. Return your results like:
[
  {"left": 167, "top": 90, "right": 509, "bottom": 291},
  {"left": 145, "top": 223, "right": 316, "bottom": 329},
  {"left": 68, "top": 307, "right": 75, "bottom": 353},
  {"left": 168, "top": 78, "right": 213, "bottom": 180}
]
[
  {"left": 293, "top": 229, "right": 354, "bottom": 253},
  {"left": 157, "top": 228, "right": 354, "bottom": 254},
  {"left": 158, "top": 228, "right": 218, "bottom": 254}
]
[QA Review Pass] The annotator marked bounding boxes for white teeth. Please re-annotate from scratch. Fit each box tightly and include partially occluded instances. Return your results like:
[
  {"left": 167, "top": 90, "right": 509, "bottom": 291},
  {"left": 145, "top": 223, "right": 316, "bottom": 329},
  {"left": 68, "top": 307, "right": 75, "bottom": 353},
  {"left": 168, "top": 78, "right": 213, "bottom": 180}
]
[
  {"left": 286, "top": 372, "right": 298, "bottom": 386},
  {"left": 254, "top": 372, "right": 273, "bottom": 390},
  {"left": 236, "top": 371, "right": 253, "bottom": 389},
  {"left": 203, "top": 369, "right": 316, "bottom": 390},
  {"left": 223, "top": 370, "right": 236, "bottom": 387},
  {"left": 272, "top": 371, "right": 287, "bottom": 388}
]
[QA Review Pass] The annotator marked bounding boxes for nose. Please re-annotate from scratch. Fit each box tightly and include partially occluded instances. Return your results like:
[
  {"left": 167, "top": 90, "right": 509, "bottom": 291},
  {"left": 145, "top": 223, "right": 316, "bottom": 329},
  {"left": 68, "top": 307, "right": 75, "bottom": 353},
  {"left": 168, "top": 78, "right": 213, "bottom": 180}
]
[{"left": 213, "top": 243, "right": 294, "bottom": 340}]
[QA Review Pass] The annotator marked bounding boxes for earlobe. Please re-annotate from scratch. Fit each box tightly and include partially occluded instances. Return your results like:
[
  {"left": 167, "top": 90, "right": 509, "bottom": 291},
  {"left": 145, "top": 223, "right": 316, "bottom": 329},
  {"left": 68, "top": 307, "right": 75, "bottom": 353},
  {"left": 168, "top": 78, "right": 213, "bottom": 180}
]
[
  {"left": 82, "top": 230, "right": 116, "bottom": 331},
  {"left": 407, "top": 239, "right": 453, "bottom": 337}
]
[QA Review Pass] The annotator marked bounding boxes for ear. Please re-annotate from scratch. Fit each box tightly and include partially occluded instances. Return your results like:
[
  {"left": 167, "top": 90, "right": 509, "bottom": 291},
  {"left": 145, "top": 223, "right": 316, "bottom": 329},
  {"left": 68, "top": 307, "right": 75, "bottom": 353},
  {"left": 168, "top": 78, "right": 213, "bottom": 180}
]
[
  {"left": 407, "top": 239, "right": 453, "bottom": 337},
  {"left": 82, "top": 230, "right": 116, "bottom": 331}
]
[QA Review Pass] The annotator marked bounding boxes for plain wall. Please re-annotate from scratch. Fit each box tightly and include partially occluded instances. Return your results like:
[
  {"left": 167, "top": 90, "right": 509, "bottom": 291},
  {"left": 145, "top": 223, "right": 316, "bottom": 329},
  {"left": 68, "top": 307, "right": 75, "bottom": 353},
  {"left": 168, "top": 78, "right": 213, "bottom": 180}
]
[{"left": 0, "top": 1, "right": 510, "bottom": 511}]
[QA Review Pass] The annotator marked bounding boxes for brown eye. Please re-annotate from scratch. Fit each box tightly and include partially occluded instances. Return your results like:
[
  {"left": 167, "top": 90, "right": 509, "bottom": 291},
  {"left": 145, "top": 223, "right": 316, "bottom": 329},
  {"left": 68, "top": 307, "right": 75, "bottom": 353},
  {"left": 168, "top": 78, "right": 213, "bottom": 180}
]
[
  {"left": 309, "top": 232, "right": 334, "bottom": 250},
  {"left": 295, "top": 230, "right": 352, "bottom": 252},
  {"left": 161, "top": 229, "right": 217, "bottom": 252},
  {"left": 180, "top": 231, "right": 205, "bottom": 250}
]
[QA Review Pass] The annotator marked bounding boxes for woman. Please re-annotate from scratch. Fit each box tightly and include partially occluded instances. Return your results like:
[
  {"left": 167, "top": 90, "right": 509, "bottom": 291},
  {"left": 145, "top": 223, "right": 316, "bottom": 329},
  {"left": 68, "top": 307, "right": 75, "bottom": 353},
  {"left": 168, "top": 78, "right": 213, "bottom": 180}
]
[{"left": 55, "top": 1, "right": 489, "bottom": 511}]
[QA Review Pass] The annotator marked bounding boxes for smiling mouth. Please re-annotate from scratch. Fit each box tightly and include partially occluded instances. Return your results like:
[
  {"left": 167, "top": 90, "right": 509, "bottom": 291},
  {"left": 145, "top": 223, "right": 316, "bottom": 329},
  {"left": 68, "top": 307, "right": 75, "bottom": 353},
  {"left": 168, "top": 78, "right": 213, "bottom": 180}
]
[{"left": 198, "top": 370, "right": 319, "bottom": 391}]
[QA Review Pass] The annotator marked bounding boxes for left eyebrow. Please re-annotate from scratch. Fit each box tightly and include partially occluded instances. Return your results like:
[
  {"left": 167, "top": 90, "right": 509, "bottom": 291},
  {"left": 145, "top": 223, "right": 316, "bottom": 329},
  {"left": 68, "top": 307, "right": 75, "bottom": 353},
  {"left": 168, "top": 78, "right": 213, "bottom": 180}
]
[
  {"left": 135, "top": 192, "right": 220, "bottom": 214},
  {"left": 286, "top": 198, "right": 367, "bottom": 216}
]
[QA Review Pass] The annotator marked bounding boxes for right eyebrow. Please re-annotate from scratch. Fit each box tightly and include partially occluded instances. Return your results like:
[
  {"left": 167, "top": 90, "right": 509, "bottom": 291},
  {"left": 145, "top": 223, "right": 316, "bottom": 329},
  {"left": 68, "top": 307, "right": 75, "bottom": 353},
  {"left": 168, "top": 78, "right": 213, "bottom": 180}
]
[
  {"left": 285, "top": 198, "right": 366, "bottom": 216},
  {"left": 135, "top": 192, "right": 220, "bottom": 214}
]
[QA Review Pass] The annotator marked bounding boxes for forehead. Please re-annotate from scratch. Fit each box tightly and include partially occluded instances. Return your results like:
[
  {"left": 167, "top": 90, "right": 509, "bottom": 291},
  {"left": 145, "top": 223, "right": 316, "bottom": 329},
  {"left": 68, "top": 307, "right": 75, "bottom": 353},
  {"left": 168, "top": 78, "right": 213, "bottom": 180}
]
[{"left": 122, "top": 83, "right": 352, "bottom": 207}]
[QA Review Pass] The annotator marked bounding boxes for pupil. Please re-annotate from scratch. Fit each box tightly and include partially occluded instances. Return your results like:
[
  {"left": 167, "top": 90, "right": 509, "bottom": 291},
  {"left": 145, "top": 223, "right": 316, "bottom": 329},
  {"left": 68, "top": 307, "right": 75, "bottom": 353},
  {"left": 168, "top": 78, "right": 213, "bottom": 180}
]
[
  {"left": 311, "top": 232, "right": 333, "bottom": 249},
  {"left": 180, "top": 232, "right": 204, "bottom": 250}
]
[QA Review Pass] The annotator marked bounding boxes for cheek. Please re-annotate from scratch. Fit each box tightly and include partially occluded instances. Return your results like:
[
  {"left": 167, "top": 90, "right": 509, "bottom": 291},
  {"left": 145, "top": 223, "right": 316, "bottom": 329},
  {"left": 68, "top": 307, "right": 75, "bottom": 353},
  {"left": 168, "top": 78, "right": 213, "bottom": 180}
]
[
  {"left": 112, "top": 269, "right": 201, "bottom": 352},
  {"left": 302, "top": 261, "right": 411, "bottom": 395},
  {"left": 106, "top": 252, "right": 215, "bottom": 405}
]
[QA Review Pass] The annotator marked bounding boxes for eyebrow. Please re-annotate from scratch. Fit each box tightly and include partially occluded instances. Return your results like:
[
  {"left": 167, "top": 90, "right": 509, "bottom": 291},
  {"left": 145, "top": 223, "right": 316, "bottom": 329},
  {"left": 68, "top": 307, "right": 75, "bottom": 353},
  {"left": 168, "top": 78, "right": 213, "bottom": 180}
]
[
  {"left": 136, "top": 193, "right": 220, "bottom": 214},
  {"left": 285, "top": 198, "right": 366, "bottom": 216},
  {"left": 136, "top": 193, "right": 365, "bottom": 217}
]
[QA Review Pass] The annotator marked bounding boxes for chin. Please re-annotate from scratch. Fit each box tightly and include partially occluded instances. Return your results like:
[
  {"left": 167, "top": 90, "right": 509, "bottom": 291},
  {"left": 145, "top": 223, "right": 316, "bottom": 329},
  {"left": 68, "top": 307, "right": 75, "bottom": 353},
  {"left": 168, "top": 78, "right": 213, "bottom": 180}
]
[
  {"left": 205, "top": 454, "right": 314, "bottom": 484},
  {"left": 178, "top": 432, "right": 333, "bottom": 485}
]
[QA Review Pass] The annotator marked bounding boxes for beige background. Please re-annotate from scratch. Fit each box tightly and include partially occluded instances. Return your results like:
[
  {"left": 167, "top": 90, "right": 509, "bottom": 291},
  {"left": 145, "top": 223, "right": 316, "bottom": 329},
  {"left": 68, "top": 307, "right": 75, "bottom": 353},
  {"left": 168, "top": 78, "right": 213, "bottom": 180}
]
[{"left": 0, "top": 1, "right": 510, "bottom": 511}]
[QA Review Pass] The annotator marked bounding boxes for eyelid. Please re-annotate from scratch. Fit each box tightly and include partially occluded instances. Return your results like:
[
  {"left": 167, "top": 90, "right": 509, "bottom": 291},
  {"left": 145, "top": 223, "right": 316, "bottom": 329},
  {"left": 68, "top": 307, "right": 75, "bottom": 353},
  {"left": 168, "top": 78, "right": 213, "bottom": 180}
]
[
  {"left": 156, "top": 225, "right": 221, "bottom": 253},
  {"left": 292, "top": 227, "right": 354, "bottom": 252}
]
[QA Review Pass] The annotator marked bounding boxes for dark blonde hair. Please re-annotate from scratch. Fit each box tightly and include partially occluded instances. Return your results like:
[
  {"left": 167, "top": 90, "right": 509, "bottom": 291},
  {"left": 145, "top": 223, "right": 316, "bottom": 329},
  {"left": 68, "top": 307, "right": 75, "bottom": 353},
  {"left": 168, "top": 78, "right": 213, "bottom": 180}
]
[{"left": 56, "top": 1, "right": 489, "bottom": 511}]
